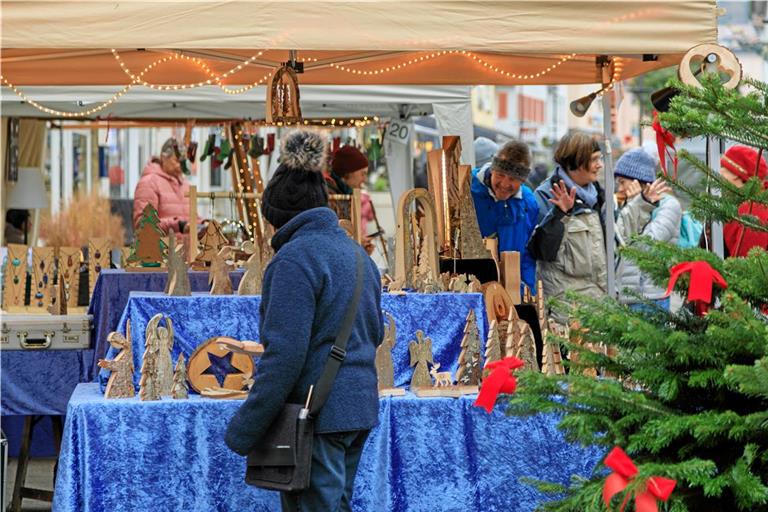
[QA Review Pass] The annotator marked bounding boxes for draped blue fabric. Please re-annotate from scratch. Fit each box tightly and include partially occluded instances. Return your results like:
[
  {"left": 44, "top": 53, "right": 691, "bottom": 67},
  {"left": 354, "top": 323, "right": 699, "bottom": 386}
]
[
  {"left": 53, "top": 384, "right": 603, "bottom": 512},
  {"left": 1, "top": 350, "right": 93, "bottom": 415},
  {"left": 88, "top": 269, "right": 244, "bottom": 377},
  {"left": 99, "top": 292, "right": 488, "bottom": 392}
]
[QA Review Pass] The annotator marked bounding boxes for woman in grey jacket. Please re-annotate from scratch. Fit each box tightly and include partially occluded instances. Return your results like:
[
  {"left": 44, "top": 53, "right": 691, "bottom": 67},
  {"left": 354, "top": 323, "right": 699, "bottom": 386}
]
[{"left": 614, "top": 148, "right": 682, "bottom": 310}]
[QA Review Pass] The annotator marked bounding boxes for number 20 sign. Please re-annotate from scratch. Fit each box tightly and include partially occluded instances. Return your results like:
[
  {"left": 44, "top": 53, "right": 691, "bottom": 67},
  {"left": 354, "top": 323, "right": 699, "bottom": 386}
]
[{"left": 385, "top": 121, "right": 412, "bottom": 145}]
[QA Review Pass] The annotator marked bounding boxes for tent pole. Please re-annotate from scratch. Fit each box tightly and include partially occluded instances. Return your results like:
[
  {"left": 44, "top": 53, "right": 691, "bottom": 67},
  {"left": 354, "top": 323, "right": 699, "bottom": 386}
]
[{"left": 602, "top": 92, "right": 617, "bottom": 299}]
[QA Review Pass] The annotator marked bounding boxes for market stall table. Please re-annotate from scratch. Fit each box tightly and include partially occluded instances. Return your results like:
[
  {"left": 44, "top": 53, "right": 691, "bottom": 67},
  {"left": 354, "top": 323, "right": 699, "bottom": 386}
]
[
  {"left": 53, "top": 383, "right": 603, "bottom": 512},
  {"left": 88, "top": 269, "right": 244, "bottom": 374},
  {"left": 99, "top": 291, "right": 488, "bottom": 390}
]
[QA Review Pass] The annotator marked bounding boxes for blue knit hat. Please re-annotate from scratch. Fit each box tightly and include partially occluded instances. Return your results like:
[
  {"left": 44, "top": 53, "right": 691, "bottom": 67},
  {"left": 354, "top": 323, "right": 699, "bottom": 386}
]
[
  {"left": 614, "top": 148, "right": 657, "bottom": 184},
  {"left": 473, "top": 137, "right": 499, "bottom": 168}
]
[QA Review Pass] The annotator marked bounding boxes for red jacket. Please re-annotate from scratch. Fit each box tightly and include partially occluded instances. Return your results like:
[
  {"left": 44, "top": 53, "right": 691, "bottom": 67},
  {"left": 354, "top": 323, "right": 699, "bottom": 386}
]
[
  {"left": 724, "top": 200, "right": 768, "bottom": 257},
  {"left": 132, "top": 162, "right": 190, "bottom": 234}
]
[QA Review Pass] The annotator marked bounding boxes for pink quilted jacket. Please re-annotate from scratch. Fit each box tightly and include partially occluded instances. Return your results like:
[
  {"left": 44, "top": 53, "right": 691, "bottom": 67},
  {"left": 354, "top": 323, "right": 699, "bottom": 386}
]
[{"left": 132, "top": 162, "right": 190, "bottom": 234}]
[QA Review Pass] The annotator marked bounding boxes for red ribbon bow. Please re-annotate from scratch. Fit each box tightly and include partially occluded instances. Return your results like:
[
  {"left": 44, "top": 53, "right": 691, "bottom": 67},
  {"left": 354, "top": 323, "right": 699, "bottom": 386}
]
[
  {"left": 603, "top": 447, "right": 676, "bottom": 512},
  {"left": 652, "top": 111, "right": 678, "bottom": 179},
  {"left": 665, "top": 260, "right": 728, "bottom": 316},
  {"left": 473, "top": 356, "right": 524, "bottom": 413}
]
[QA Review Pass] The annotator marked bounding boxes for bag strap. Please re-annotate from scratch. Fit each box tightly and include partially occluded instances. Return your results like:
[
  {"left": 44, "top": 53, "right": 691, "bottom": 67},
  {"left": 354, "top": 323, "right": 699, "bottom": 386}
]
[{"left": 308, "top": 251, "right": 365, "bottom": 417}]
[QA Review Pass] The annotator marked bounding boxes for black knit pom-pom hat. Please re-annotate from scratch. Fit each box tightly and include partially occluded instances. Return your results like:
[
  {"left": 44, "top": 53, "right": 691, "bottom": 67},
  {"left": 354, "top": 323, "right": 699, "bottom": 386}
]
[{"left": 261, "top": 130, "right": 329, "bottom": 229}]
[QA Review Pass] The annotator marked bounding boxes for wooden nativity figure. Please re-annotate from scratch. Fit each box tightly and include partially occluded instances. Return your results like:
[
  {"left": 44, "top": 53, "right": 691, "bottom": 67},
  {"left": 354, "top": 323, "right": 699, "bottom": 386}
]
[
  {"left": 165, "top": 230, "right": 191, "bottom": 296},
  {"left": 375, "top": 312, "right": 404, "bottom": 396},
  {"left": 237, "top": 245, "right": 263, "bottom": 295},
  {"left": 140, "top": 313, "right": 174, "bottom": 400},
  {"left": 209, "top": 246, "right": 234, "bottom": 295},
  {"left": 98, "top": 320, "right": 135, "bottom": 399},
  {"left": 171, "top": 354, "right": 189, "bottom": 399}
]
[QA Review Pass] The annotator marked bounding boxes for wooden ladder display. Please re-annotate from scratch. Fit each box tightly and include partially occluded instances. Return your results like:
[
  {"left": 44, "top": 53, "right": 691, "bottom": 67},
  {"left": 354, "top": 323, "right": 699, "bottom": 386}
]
[{"left": 9, "top": 415, "right": 63, "bottom": 512}]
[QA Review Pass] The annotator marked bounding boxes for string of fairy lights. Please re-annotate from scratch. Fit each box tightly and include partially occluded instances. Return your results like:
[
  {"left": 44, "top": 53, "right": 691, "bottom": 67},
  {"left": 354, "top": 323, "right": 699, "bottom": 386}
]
[{"left": 0, "top": 49, "right": 619, "bottom": 118}]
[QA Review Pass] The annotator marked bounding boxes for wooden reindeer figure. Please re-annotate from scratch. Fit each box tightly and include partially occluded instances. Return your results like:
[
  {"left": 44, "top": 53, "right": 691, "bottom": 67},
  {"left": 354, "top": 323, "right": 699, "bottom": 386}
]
[
  {"left": 375, "top": 313, "right": 404, "bottom": 396},
  {"left": 165, "top": 231, "right": 191, "bottom": 296},
  {"left": 171, "top": 354, "right": 189, "bottom": 399},
  {"left": 429, "top": 362, "right": 454, "bottom": 387},
  {"left": 409, "top": 330, "right": 434, "bottom": 389},
  {"left": 209, "top": 246, "right": 234, "bottom": 295},
  {"left": 98, "top": 320, "right": 135, "bottom": 399}
]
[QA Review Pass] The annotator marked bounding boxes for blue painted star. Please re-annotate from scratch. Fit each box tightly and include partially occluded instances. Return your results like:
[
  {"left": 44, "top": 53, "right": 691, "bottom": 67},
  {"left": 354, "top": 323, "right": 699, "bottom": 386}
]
[{"left": 203, "top": 351, "right": 240, "bottom": 387}]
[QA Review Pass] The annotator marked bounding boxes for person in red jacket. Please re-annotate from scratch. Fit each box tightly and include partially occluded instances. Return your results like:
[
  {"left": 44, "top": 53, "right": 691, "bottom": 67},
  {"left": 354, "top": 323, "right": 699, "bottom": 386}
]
[
  {"left": 132, "top": 137, "right": 191, "bottom": 235},
  {"left": 720, "top": 145, "right": 768, "bottom": 257}
]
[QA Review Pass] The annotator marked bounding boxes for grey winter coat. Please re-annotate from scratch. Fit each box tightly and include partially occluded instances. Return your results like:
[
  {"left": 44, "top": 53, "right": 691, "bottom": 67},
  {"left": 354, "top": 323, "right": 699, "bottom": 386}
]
[
  {"left": 528, "top": 169, "right": 656, "bottom": 319},
  {"left": 617, "top": 195, "right": 682, "bottom": 302}
]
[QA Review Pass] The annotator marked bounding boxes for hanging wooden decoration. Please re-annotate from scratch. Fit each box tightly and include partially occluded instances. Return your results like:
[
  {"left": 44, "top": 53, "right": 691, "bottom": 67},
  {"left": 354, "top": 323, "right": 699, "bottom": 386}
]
[{"left": 265, "top": 64, "right": 302, "bottom": 125}]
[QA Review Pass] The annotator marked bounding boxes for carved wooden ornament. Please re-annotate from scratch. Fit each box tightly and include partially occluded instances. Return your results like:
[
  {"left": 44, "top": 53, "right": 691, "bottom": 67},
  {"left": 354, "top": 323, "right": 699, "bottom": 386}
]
[
  {"left": 266, "top": 64, "right": 302, "bottom": 124},
  {"left": 165, "top": 231, "right": 191, "bottom": 296},
  {"left": 409, "top": 330, "right": 434, "bottom": 389},
  {"left": 188, "top": 336, "right": 256, "bottom": 394},
  {"left": 99, "top": 320, "right": 135, "bottom": 399}
]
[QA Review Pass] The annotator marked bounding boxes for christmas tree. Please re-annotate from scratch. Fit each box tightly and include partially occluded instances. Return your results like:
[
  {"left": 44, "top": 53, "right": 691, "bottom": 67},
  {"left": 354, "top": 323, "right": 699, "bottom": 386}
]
[
  {"left": 128, "top": 204, "right": 167, "bottom": 267},
  {"left": 456, "top": 309, "right": 482, "bottom": 385},
  {"left": 507, "top": 74, "right": 768, "bottom": 511}
]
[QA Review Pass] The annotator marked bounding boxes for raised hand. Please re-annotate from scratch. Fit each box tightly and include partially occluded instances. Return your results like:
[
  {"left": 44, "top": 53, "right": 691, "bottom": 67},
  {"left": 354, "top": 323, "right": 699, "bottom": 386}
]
[
  {"left": 642, "top": 178, "right": 672, "bottom": 204},
  {"left": 548, "top": 181, "right": 576, "bottom": 214}
]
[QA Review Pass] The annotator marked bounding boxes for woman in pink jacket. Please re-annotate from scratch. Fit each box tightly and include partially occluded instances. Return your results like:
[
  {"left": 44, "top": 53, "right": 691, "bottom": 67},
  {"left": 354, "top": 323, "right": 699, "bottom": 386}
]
[{"left": 132, "top": 138, "right": 191, "bottom": 235}]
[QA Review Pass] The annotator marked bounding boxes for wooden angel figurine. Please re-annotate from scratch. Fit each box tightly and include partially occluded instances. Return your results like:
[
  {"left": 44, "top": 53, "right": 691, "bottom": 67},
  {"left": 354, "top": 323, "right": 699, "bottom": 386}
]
[
  {"left": 139, "top": 330, "right": 160, "bottom": 401},
  {"left": 98, "top": 320, "right": 135, "bottom": 398},
  {"left": 171, "top": 354, "right": 189, "bottom": 399},
  {"left": 409, "top": 330, "right": 434, "bottom": 389},
  {"left": 209, "top": 246, "right": 234, "bottom": 295},
  {"left": 140, "top": 313, "right": 174, "bottom": 399}
]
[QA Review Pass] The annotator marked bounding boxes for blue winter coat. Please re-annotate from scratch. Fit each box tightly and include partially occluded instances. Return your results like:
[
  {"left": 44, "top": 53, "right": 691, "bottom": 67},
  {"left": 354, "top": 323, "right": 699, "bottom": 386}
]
[
  {"left": 225, "top": 207, "right": 384, "bottom": 456},
  {"left": 470, "top": 164, "right": 539, "bottom": 291}
]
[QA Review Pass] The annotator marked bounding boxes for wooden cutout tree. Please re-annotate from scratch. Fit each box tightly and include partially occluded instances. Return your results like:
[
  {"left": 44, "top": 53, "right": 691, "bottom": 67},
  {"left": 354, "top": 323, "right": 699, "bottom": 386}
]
[
  {"left": 515, "top": 323, "right": 539, "bottom": 371},
  {"left": 128, "top": 204, "right": 166, "bottom": 266},
  {"left": 542, "top": 319, "right": 566, "bottom": 376},
  {"left": 457, "top": 166, "right": 492, "bottom": 259},
  {"left": 165, "top": 231, "right": 191, "bottom": 296},
  {"left": 209, "top": 246, "right": 234, "bottom": 295},
  {"left": 98, "top": 321, "right": 135, "bottom": 399},
  {"left": 456, "top": 309, "right": 482, "bottom": 386},
  {"left": 237, "top": 250, "right": 262, "bottom": 295},
  {"left": 195, "top": 220, "right": 229, "bottom": 267},
  {"left": 503, "top": 306, "right": 521, "bottom": 358},
  {"left": 171, "top": 354, "right": 189, "bottom": 399},
  {"left": 483, "top": 321, "right": 502, "bottom": 378},
  {"left": 375, "top": 312, "right": 398, "bottom": 391},
  {"left": 409, "top": 330, "right": 434, "bottom": 389}
]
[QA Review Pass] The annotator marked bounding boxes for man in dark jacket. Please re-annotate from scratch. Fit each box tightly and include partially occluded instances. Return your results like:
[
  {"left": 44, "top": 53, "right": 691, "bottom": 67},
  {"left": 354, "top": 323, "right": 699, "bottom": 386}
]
[{"left": 225, "top": 130, "right": 384, "bottom": 512}]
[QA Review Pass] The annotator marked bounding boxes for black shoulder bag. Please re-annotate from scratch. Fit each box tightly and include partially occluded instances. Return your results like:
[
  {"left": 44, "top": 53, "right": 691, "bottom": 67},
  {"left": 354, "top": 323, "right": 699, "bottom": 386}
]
[{"left": 245, "top": 252, "right": 365, "bottom": 492}]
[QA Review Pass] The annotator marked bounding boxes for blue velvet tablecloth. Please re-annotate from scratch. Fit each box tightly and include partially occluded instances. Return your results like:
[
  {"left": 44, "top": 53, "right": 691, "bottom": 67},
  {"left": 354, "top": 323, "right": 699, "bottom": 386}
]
[
  {"left": 100, "top": 292, "right": 488, "bottom": 391},
  {"left": 88, "top": 269, "right": 243, "bottom": 375},
  {"left": 53, "top": 383, "right": 603, "bottom": 512}
]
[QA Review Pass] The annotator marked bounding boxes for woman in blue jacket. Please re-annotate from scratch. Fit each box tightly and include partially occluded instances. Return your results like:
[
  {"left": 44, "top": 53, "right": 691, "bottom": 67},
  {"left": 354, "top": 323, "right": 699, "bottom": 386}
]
[{"left": 470, "top": 139, "right": 539, "bottom": 292}]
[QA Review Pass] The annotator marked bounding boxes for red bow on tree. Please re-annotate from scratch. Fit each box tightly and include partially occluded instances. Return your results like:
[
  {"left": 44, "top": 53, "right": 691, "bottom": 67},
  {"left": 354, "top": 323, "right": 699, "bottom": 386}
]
[
  {"left": 603, "top": 447, "right": 677, "bottom": 512},
  {"left": 473, "top": 356, "right": 524, "bottom": 413},
  {"left": 652, "top": 111, "right": 678, "bottom": 179},
  {"left": 665, "top": 260, "right": 728, "bottom": 316}
]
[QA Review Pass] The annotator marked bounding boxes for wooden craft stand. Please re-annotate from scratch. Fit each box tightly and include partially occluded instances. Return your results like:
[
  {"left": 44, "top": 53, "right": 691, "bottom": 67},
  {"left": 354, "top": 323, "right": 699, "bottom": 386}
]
[{"left": 9, "top": 415, "right": 63, "bottom": 512}]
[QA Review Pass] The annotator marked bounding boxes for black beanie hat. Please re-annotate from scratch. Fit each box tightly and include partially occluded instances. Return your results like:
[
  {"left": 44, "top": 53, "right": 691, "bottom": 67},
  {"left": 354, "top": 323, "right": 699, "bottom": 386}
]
[{"left": 261, "top": 130, "right": 329, "bottom": 229}]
